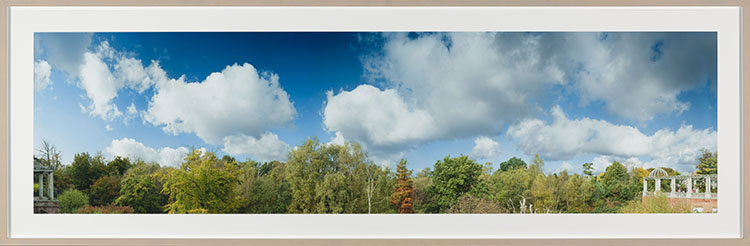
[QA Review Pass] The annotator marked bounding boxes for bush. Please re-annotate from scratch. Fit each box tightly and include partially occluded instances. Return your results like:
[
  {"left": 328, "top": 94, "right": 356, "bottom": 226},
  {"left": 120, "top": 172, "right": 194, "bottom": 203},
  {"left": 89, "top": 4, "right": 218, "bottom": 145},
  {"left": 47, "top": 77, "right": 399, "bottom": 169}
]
[
  {"left": 58, "top": 189, "right": 89, "bottom": 213},
  {"left": 76, "top": 205, "right": 134, "bottom": 214},
  {"left": 89, "top": 176, "right": 121, "bottom": 206},
  {"left": 447, "top": 194, "right": 503, "bottom": 213},
  {"left": 619, "top": 194, "right": 691, "bottom": 213}
]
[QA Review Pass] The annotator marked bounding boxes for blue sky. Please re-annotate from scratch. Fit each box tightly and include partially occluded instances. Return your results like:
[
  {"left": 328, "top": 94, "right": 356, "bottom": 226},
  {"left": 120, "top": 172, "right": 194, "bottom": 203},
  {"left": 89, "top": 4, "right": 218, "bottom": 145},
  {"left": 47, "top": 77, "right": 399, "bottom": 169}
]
[{"left": 33, "top": 32, "right": 717, "bottom": 174}]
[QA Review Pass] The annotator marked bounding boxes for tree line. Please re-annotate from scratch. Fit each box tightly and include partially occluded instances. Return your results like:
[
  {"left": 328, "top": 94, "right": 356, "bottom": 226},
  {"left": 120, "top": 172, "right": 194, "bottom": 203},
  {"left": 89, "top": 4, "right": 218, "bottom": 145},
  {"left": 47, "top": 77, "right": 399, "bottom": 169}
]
[{"left": 34, "top": 139, "right": 718, "bottom": 214}]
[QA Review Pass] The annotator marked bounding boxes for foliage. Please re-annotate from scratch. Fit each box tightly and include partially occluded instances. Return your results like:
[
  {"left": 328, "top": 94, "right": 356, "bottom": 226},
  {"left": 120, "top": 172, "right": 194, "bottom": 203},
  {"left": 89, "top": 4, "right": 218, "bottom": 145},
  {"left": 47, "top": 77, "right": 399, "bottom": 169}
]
[
  {"left": 89, "top": 175, "right": 121, "bottom": 206},
  {"left": 76, "top": 204, "right": 134, "bottom": 214},
  {"left": 53, "top": 165, "right": 75, "bottom": 193},
  {"left": 447, "top": 194, "right": 502, "bottom": 213},
  {"left": 286, "top": 139, "right": 388, "bottom": 213},
  {"left": 391, "top": 159, "right": 415, "bottom": 213},
  {"left": 162, "top": 150, "right": 246, "bottom": 213},
  {"left": 696, "top": 149, "right": 717, "bottom": 174},
  {"left": 70, "top": 153, "right": 108, "bottom": 193},
  {"left": 619, "top": 195, "right": 691, "bottom": 213},
  {"left": 238, "top": 160, "right": 292, "bottom": 213},
  {"left": 107, "top": 156, "right": 133, "bottom": 176},
  {"left": 491, "top": 167, "right": 532, "bottom": 212},
  {"left": 499, "top": 157, "right": 527, "bottom": 172},
  {"left": 58, "top": 189, "right": 89, "bottom": 213},
  {"left": 582, "top": 162, "right": 594, "bottom": 177},
  {"left": 425, "top": 155, "right": 486, "bottom": 213},
  {"left": 114, "top": 161, "right": 169, "bottom": 213},
  {"left": 599, "top": 161, "right": 632, "bottom": 204}
]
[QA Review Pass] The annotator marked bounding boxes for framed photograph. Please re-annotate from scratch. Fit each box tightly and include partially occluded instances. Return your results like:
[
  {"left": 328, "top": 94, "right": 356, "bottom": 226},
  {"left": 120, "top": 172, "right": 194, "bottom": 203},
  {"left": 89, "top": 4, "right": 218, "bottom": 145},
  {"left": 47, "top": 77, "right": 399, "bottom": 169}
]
[{"left": 1, "top": 1, "right": 747, "bottom": 245}]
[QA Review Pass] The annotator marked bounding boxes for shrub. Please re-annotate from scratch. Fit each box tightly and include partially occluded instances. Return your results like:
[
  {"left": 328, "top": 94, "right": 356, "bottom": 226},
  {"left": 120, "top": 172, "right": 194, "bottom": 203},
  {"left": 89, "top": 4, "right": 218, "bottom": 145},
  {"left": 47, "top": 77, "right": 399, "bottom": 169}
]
[
  {"left": 58, "top": 189, "right": 89, "bottom": 213},
  {"left": 89, "top": 176, "right": 121, "bottom": 206},
  {"left": 619, "top": 194, "right": 691, "bottom": 213},
  {"left": 447, "top": 194, "right": 503, "bottom": 213},
  {"left": 76, "top": 204, "right": 134, "bottom": 214}
]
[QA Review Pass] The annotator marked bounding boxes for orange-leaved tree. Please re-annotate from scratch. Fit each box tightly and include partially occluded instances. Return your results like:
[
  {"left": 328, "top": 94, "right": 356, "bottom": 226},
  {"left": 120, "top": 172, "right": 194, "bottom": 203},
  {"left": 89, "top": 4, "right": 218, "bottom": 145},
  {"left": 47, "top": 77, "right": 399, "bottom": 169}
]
[{"left": 391, "top": 159, "right": 414, "bottom": 213}]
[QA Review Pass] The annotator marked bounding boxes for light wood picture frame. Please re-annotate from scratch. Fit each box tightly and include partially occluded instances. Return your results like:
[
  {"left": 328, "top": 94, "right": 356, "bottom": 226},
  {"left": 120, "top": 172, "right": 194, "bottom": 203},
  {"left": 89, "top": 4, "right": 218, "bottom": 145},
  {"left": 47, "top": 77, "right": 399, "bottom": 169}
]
[{"left": 1, "top": 1, "right": 748, "bottom": 245}]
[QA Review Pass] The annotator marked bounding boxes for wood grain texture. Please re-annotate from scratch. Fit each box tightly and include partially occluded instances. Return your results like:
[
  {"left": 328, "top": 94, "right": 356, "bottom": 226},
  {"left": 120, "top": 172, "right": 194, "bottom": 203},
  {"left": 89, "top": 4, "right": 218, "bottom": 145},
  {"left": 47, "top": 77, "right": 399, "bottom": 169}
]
[{"left": 0, "top": 1, "right": 746, "bottom": 245}]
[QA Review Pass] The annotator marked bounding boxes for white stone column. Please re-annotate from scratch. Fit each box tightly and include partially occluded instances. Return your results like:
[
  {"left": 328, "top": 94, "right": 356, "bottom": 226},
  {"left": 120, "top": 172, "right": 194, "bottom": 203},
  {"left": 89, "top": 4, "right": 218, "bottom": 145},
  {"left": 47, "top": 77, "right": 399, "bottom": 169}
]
[
  {"left": 643, "top": 178, "right": 648, "bottom": 196},
  {"left": 670, "top": 178, "right": 676, "bottom": 197},
  {"left": 39, "top": 173, "right": 44, "bottom": 199},
  {"left": 49, "top": 172, "right": 54, "bottom": 200},
  {"left": 705, "top": 176, "right": 711, "bottom": 198},
  {"left": 686, "top": 177, "right": 693, "bottom": 198},
  {"left": 655, "top": 178, "right": 661, "bottom": 192}
]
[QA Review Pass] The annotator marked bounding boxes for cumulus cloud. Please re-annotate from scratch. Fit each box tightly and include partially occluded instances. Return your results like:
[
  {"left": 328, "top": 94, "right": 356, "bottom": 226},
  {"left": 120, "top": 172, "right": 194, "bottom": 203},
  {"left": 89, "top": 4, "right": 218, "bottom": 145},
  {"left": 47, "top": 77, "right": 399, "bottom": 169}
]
[
  {"left": 105, "top": 137, "right": 196, "bottom": 167},
  {"left": 567, "top": 32, "right": 716, "bottom": 121},
  {"left": 323, "top": 84, "right": 436, "bottom": 152},
  {"left": 78, "top": 48, "right": 123, "bottom": 120},
  {"left": 222, "top": 132, "right": 291, "bottom": 162},
  {"left": 507, "top": 105, "right": 716, "bottom": 170},
  {"left": 555, "top": 161, "right": 581, "bottom": 174},
  {"left": 325, "top": 32, "right": 716, "bottom": 161},
  {"left": 35, "top": 33, "right": 92, "bottom": 77},
  {"left": 470, "top": 136, "right": 501, "bottom": 160},
  {"left": 328, "top": 131, "right": 347, "bottom": 146},
  {"left": 71, "top": 39, "right": 296, "bottom": 162},
  {"left": 144, "top": 63, "right": 296, "bottom": 145},
  {"left": 34, "top": 60, "right": 52, "bottom": 91},
  {"left": 77, "top": 41, "right": 170, "bottom": 121}
]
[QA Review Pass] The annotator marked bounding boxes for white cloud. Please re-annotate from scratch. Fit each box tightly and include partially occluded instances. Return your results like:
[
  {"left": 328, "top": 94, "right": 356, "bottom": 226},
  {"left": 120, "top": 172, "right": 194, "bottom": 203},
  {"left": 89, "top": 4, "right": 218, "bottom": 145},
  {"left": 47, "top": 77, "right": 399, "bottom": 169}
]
[
  {"left": 555, "top": 161, "right": 581, "bottom": 174},
  {"left": 325, "top": 33, "right": 564, "bottom": 157},
  {"left": 78, "top": 48, "right": 123, "bottom": 120},
  {"left": 73, "top": 40, "right": 296, "bottom": 159},
  {"left": 470, "top": 136, "right": 501, "bottom": 160},
  {"left": 105, "top": 137, "right": 195, "bottom": 167},
  {"left": 222, "top": 132, "right": 291, "bottom": 162},
  {"left": 328, "top": 131, "right": 347, "bottom": 146},
  {"left": 34, "top": 60, "right": 52, "bottom": 91},
  {"left": 564, "top": 33, "right": 715, "bottom": 121},
  {"left": 77, "top": 41, "right": 170, "bottom": 121},
  {"left": 325, "top": 32, "right": 715, "bottom": 160},
  {"left": 114, "top": 57, "right": 169, "bottom": 93},
  {"left": 144, "top": 63, "right": 296, "bottom": 146},
  {"left": 105, "top": 124, "right": 113, "bottom": 131},
  {"left": 507, "top": 105, "right": 716, "bottom": 171},
  {"left": 36, "top": 33, "right": 92, "bottom": 77},
  {"left": 323, "top": 85, "right": 436, "bottom": 152}
]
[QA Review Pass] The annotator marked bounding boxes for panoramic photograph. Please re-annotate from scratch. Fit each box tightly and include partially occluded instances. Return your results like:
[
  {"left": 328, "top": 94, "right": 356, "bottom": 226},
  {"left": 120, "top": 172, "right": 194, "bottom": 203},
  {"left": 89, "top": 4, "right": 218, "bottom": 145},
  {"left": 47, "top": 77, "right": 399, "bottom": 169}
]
[{"left": 32, "top": 32, "right": 718, "bottom": 214}]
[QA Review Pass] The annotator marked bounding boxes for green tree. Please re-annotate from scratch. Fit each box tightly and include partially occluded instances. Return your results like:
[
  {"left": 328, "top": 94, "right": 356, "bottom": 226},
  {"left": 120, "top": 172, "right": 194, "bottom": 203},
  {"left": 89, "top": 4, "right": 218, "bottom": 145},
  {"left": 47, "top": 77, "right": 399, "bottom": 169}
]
[
  {"left": 58, "top": 188, "right": 89, "bottom": 213},
  {"left": 582, "top": 162, "right": 594, "bottom": 177},
  {"left": 162, "top": 150, "right": 246, "bottom": 213},
  {"left": 238, "top": 160, "right": 292, "bottom": 214},
  {"left": 89, "top": 175, "right": 121, "bottom": 206},
  {"left": 285, "top": 139, "right": 372, "bottom": 213},
  {"left": 425, "top": 155, "right": 486, "bottom": 213},
  {"left": 491, "top": 167, "right": 532, "bottom": 213},
  {"left": 696, "top": 149, "right": 717, "bottom": 174},
  {"left": 412, "top": 168, "right": 433, "bottom": 213},
  {"left": 561, "top": 174, "right": 593, "bottom": 213},
  {"left": 53, "top": 165, "right": 75, "bottom": 194},
  {"left": 391, "top": 159, "right": 415, "bottom": 213},
  {"left": 499, "top": 157, "right": 527, "bottom": 172},
  {"left": 597, "top": 161, "right": 634, "bottom": 208},
  {"left": 315, "top": 172, "right": 350, "bottom": 213},
  {"left": 107, "top": 156, "right": 133, "bottom": 176},
  {"left": 69, "top": 152, "right": 108, "bottom": 193},
  {"left": 114, "top": 161, "right": 168, "bottom": 213}
]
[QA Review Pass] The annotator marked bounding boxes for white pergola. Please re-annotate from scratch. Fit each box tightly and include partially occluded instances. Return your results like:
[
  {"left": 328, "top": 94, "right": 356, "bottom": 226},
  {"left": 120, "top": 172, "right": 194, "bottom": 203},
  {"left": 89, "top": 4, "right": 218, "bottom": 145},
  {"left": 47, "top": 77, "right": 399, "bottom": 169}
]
[
  {"left": 642, "top": 168, "right": 717, "bottom": 199},
  {"left": 34, "top": 161, "right": 56, "bottom": 201}
]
